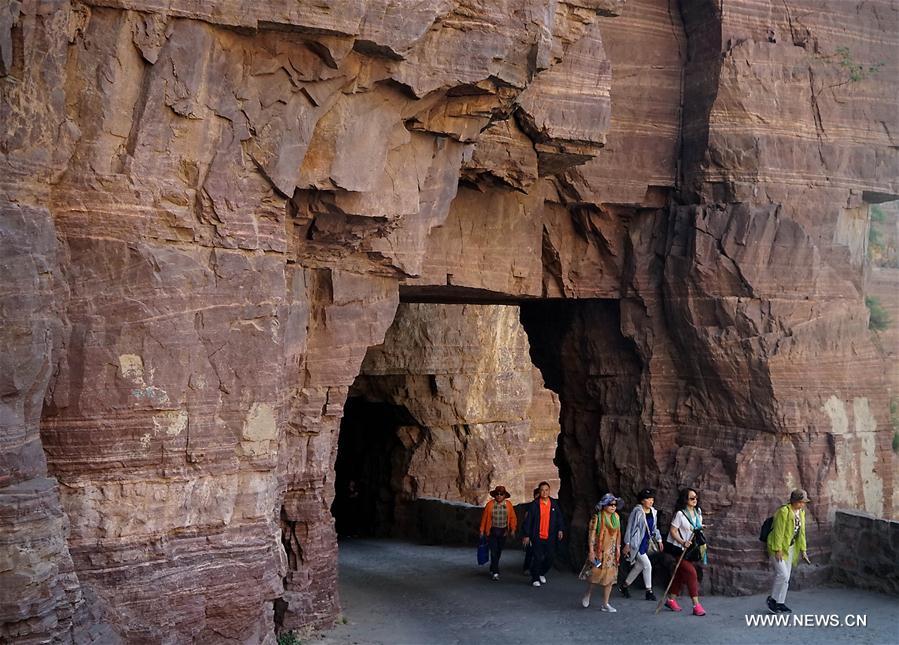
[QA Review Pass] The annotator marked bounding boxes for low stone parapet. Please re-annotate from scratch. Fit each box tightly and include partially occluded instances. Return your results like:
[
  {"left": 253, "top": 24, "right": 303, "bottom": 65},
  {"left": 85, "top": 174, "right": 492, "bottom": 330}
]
[
  {"left": 402, "top": 498, "right": 538, "bottom": 547},
  {"left": 831, "top": 510, "right": 899, "bottom": 595}
]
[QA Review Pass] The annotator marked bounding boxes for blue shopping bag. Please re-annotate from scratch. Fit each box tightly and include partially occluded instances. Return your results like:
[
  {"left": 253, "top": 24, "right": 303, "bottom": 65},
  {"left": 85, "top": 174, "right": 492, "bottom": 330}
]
[{"left": 477, "top": 536, "right": 489, "bottom": 565}]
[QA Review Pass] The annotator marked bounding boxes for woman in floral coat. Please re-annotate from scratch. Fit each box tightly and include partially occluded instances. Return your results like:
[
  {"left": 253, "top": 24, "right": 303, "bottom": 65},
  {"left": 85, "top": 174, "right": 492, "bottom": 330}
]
[{"left": 581, "top": 493, "right": 622, "bottom": 612}]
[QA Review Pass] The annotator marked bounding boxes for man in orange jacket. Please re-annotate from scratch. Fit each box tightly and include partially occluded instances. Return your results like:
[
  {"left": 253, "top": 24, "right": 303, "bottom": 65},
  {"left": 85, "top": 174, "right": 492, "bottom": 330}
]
[{"left": 479, "top": 485, "right": 518, "bottom": 580}]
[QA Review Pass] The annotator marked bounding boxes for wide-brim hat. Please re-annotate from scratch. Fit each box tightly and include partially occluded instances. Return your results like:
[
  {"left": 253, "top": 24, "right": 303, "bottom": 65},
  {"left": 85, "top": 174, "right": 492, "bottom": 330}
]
[
  {"left": 596, "top": 493, "right": 622, "bottom": 510},
  {"left": 490, "top": 485, "right": 510, "bottom": 499},
  {"left": 789, "top": 488, "right": 811, "bottom": 503}
]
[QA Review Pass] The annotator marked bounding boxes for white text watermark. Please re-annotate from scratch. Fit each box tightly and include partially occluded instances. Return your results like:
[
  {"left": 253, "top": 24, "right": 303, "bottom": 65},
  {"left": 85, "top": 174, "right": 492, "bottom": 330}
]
[{"left": 745, "top": 614, "right": 867, "bottom": 628}]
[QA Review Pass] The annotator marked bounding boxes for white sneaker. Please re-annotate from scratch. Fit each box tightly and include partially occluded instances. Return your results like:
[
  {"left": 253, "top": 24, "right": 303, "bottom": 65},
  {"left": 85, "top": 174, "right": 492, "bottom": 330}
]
[
  {"left": 532, "top": 581, "right": 541, "bottom": 587},
  {"left": 539, "top": 576, "right": 547, "bottom": 584},
  {"left": 491, "top": 573, "right": 499, "bottom": 581},
  {"left": 601, "top": 604, "right": 617, "bottom": 613},
  {"left": 581, "top": 595, "right": 590, "bottom": 608}
]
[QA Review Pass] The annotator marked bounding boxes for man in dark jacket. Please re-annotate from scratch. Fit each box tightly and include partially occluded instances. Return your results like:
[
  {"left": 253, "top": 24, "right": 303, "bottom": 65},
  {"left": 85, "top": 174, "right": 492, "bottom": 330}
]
[{"left": 521, "top": 481, "right": 566, "bottom": 587}]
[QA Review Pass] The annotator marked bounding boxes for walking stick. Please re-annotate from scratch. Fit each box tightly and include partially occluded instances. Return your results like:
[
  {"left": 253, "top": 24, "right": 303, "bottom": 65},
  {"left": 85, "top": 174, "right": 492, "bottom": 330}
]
[{"left": 655, "top": 548, "right": 687, "bottom": 614}]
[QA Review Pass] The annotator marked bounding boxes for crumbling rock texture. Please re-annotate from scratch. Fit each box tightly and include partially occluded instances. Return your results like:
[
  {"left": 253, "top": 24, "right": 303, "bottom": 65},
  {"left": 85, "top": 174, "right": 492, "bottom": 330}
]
[{"left": 1, "top": 0, "right": 897, "bottom": 642}]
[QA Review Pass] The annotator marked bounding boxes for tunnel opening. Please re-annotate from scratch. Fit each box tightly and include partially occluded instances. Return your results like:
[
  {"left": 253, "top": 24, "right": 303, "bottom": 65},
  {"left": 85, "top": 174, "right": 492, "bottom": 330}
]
[
  {"left": 519, "top": 298, "right": 648, "bottom": 564},
  {"left": 332, "top": 398, "right": 418, "bottom": 538},
  {"left": 331, "top": 302, "right": 564, "bottom": 546},
  {"left": 328, "top": 293, "right": 655, "bottom": 600},
  {"left": 329, "top": 295, "right": 651, "bottom": 556}
]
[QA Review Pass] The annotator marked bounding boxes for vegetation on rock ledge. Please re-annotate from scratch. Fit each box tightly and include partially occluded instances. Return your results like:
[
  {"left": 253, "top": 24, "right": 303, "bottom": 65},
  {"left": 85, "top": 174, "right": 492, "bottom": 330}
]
[{"left": 865, "top": 296, "right": 891, "bottom": 331}]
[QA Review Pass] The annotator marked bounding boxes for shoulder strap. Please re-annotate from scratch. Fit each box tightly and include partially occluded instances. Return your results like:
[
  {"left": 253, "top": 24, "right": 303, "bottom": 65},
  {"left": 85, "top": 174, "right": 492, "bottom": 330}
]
[
  {"left": 682, "top": 508, "right": 701, "bottom": 529},
  {"left": 672, "top": 509, "right": 688, "bottom": 541}
]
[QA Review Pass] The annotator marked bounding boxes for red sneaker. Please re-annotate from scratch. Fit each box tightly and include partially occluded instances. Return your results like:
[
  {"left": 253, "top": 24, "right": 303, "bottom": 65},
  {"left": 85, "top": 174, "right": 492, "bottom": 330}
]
[
  {"left": 665, "top": 598, "right": 683, "bottom": 612},
  {"left": 693, "top": 602, "right": 706, "bottom": 616}
]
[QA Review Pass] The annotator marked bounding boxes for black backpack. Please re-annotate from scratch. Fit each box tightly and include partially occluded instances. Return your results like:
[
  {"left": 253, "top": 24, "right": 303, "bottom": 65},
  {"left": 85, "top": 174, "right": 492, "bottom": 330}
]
[{"left": 759, "top": 516, "right": 774, "bottom": 543}]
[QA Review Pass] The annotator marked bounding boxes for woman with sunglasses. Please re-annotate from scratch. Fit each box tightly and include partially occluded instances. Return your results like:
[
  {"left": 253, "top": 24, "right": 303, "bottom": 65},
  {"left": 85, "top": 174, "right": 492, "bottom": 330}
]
[
  {"left": 664, "top": 488, "right": 706, "bottom": 616},
  {"left": 581, "top": 493, "right": 622, "bottom": 612}
]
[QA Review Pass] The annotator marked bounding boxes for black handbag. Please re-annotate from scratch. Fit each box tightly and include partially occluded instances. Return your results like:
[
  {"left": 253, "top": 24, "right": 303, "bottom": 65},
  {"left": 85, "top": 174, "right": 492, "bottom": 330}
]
[
  {"left": 692, "top": 527, "right": 706, "bottom": 546},
  {"left": 686, "top": 528, "right": 706, "bottom": 562},
  {"left": 684, "top": 545, "right": 702, "bottom": 562}
]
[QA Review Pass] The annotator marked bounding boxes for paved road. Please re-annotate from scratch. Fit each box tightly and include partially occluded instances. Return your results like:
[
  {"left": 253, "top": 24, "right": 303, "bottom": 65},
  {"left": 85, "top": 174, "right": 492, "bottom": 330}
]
[{"left": 311, "top": 539, "right": 898, "bottom": 645}]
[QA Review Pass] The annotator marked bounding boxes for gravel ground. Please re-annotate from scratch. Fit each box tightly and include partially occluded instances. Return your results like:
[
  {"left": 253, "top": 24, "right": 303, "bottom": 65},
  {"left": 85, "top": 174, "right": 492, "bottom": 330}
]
[{"left": 308, "top": 539, "right": 898, "bottom": 645}]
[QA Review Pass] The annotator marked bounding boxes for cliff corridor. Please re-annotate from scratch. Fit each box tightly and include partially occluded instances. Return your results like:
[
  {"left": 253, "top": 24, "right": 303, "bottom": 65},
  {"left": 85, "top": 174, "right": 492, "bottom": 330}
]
[{"left": 1, "top": 0, "right": 897, "bottom": 642}]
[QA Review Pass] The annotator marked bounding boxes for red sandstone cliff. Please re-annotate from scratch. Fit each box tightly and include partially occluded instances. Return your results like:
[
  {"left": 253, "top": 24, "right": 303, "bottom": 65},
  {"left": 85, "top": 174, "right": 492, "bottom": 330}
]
[{"left": 1, "top": 0, "right": 896, "bottom": 641}]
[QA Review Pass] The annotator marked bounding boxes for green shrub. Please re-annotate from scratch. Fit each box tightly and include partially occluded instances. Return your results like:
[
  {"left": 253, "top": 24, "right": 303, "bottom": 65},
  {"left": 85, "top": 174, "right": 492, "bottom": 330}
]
[
  {"left": 869, "top": 227, "right": 883, "bottom": 247},
  {"left": 893, "top": 431, "right": 899, "bottom": 454},
  {"left": 277, "top": 632, "right": 303, "bottom": 645},
  {"left": 834, "top": 47, "right": 884, "bottom": 82},
  {"left": 865, "top": 296, "right": 891, "bottom": 331},
  {"left": 870, "top": 205, "right": 886, "bottom": 224}
]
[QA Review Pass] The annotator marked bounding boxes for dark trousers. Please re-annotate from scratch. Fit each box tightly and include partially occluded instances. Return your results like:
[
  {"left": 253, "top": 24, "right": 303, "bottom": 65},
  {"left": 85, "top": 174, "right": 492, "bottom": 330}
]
[
  {"left": 523, "top": 544, "right": 533, "bottom": 572},
  {"left": 488, "top": 527, "right": 507, "bottom": 574},
  {"left": 530, "top": 538, "right": 554, "bottom": 582}
]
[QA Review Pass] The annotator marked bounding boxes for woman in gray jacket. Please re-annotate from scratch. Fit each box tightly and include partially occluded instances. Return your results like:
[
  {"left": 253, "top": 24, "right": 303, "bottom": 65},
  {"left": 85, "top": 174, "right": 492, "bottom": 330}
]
[{"left": 619, "top": 488, "right": 663, "bottom": 600}]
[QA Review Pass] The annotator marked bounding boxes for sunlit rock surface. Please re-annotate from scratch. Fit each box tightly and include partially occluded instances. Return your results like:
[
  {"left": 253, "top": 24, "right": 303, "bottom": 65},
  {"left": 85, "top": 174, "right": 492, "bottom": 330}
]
[{"left": 352, "top": 302, "right": 561, "bottom": 509}]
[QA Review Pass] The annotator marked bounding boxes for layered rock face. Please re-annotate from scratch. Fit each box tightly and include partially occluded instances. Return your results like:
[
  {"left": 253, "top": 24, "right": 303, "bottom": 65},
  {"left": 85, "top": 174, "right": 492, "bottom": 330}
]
[
  {"left": 2, "top": 0, "right": 617, "bottom": 640},
  {"left": 1, "top": 0, "right": 897, "bottom": 642},
  {"left": 659, "top": 0, "right": 898, "bottom": 591},
  {"left": 0, "top": 205, "right": 80, "bottom": 642}
]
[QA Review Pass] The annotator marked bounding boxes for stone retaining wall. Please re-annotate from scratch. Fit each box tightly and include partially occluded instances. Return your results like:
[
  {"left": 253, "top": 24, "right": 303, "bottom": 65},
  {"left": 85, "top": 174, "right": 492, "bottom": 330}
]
[
  {"left": 831, "top": 510, "right": 899, "bottom": 595},
  {"left": 405, "top": 498, "right": 548, "bottom": 550}
]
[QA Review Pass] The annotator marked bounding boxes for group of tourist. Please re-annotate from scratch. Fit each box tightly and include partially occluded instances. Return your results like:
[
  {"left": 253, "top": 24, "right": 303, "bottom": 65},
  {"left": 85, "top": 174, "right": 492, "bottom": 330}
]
[
  {"left": 479, "top": 481, "right": 565, "bottom": 587},
  {"left": 479, "top": 483, "right": 811, "bottom": 615}
]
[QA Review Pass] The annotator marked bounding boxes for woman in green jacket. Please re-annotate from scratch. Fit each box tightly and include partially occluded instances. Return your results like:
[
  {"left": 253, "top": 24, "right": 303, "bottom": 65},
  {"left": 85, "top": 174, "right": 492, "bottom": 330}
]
[{"left": 766, "top": 489, "right": 811, "bottom": 613}]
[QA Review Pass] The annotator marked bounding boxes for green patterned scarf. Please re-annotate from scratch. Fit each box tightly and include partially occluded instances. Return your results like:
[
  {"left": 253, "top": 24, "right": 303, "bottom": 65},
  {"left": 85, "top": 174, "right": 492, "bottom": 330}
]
[{"left": 596, "top": 510, "right": 619, "bottom": 532}]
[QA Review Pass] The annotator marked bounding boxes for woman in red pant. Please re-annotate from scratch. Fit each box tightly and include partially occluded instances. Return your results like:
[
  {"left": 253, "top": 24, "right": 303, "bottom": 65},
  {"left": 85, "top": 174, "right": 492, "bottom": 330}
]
[{"left": 664, "top": 488, "right": 707, "bottom": 616}]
